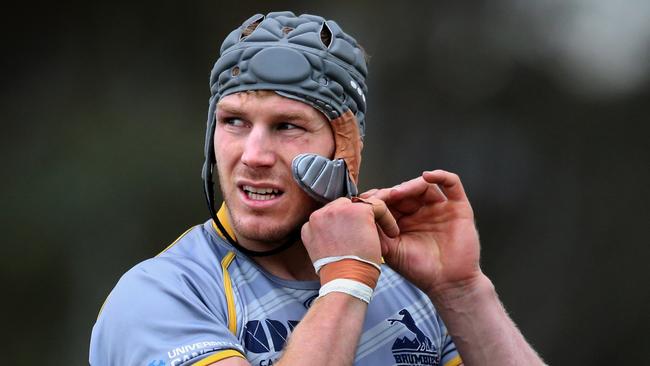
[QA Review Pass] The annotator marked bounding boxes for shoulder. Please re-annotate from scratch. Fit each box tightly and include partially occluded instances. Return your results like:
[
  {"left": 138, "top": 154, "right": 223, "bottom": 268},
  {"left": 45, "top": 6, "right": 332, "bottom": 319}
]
[
  {"left": 109, "top": 255, "right": 217, "bottom": 304},
  {"left": 96, "top": 221, "right": 236, "bottom": 323},
  {"left": 91, "top": 256, "right": 225, "bottom": 342},
  {"left": 90, "top": 223, "right": 244, "bottom": 366}
]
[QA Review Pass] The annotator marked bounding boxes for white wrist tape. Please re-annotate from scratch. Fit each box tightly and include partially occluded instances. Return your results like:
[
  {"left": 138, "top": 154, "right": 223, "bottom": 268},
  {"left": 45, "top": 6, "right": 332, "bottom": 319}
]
[
  {"left": 318, "top": 278, "right": 374, "bottom": 303},
  {"left": 313, "top": 255, "right": 381, "bottom": 274}
]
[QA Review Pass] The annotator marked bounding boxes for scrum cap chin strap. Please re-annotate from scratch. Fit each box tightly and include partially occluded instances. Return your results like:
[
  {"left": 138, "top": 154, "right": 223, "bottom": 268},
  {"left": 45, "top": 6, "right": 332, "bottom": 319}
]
[{"left": 202, "top": 11, "right": 368, "bottom": 256}]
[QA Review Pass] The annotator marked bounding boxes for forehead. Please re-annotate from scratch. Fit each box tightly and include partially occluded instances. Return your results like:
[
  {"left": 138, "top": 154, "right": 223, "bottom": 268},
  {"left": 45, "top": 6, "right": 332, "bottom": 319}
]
[{"left": 216, "top": 91, "right": 327, "bottom": 123}]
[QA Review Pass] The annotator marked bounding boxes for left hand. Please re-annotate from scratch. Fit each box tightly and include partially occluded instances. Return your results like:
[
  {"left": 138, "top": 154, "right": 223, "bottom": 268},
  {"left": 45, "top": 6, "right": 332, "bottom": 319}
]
[{"left": 361, "top": 170, "right": 482, "bottom": 297}]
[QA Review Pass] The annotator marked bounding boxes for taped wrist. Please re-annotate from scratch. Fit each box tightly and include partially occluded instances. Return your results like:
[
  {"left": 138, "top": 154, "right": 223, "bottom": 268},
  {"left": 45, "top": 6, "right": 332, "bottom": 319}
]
[
  {"left": 319, "top": 259, "right": 380, "bottom": 288},
  {"left": 318, "top": 279, "right": 374, "bottom": 304},
  {"left": 316, "top": 257, "right": 381, "bottom": 303}
]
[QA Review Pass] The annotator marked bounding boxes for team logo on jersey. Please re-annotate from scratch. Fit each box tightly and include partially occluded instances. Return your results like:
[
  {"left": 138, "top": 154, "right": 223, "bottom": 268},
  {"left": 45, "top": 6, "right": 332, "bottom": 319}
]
[
  {"left": 244, "top": 319, "right": 300, "bottom": 365},
  {"left": 244, "top": 319, "right": 300, "bottom": 353},
  {"left": 388, "top": 309, "right": 440, "bottom": 366}
]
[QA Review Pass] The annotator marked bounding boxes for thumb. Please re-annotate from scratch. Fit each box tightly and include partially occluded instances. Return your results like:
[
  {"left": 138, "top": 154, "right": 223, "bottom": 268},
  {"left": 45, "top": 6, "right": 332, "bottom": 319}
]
[{"left": 353, "top": 197, "right": 400, "bottom": 238}]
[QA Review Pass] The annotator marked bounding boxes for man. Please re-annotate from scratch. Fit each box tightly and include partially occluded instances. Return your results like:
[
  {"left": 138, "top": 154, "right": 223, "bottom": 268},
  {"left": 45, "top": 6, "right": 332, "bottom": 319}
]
[{"left": 90, "top": 11, "right": 545, "bottom": 366}]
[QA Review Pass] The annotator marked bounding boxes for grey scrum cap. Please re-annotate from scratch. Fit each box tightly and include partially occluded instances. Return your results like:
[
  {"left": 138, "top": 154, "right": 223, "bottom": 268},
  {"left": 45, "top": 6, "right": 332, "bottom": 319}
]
[{"left": 203, "top": 11, "right": 369, "bottom": 227}]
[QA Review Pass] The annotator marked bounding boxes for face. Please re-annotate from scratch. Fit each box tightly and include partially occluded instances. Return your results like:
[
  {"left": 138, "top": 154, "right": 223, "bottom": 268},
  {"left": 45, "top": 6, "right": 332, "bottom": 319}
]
[{"left": 214, "top": 91, "right": 335, "bottom": 248}]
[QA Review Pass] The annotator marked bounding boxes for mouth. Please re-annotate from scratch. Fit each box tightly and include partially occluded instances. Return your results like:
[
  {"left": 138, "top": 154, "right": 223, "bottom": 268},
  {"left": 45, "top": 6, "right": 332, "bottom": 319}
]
[{"left": 240, "top": 184, "right": 284, "bottom": 201}]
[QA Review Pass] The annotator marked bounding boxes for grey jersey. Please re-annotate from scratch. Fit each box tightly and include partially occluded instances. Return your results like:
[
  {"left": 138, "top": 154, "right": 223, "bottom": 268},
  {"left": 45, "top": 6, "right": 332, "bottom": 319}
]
[{"left": 90, "top": 207, "right": 461, "bottom": 366}]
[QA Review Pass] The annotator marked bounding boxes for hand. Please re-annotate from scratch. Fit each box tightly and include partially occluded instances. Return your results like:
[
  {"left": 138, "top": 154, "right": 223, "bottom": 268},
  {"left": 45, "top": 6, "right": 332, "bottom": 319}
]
[
  {"left": 301, "top": 197, "right": 399, "bottom": 267},
  {"left": 361, "top": 170, "right": 482, "bottom": 297}
]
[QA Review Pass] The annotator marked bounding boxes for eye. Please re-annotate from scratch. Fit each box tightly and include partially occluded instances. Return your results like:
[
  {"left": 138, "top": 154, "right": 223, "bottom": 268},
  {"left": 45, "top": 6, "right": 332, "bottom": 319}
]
[
  {"left": 277, "top": 122, "right": 302, "bottom": 131},
  {"left": 222, "top": 117, "right": 245, "bottom": 127}
]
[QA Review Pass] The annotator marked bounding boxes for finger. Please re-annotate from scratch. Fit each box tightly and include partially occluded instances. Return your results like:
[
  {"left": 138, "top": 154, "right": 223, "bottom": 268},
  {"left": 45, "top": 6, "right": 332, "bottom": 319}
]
[
  {"left": 385, "top": 192, "right": 423, "bottom": 216},
  {"left": 359, "top": 188, "right": 378, "bottom": 198},
  {"left": 360, "top": 183, "right": 427, "bottom": 217},
  {"left": 390, "top": 177, "right": 447, "bottom": 205},
  {"left": 361, "top": 187, "right": 393, "bottom": 201},
  {"left": 357, "top": 188, "right": 405, "bottom": 220},
  {"left": 352, "top": 197, "right": 400, "bottom": 238},
  {"left": 368, "top": 198, "right": 400, "bottom": 238},
  {"left": 389, "top": 177, "right": 428, "bottom": 200},
  {"left": 422, "top": 170, "right": 468, "bottom": 202},
  {"left": 376, "top": 225, "right": 395, "bottom": 258}
]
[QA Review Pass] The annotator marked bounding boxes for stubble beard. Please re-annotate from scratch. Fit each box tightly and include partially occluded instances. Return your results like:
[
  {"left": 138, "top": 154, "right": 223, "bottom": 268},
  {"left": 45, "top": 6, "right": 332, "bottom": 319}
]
[
  {"left": 229, "top": 203, "right": 306, "bottom": 244},
  {"left": 217, "top": 168, "right": 320, "bottom": 247}
]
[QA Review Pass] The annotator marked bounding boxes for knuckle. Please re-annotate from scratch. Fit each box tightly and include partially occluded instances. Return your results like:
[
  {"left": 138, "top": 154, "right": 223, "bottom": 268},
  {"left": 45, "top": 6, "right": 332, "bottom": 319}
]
[
  {"left": 330, "top": 197, "right": 351, "bottom": 206},
  {"left": 300, "top": 223, "right": 311, "bottom": 241},
  {"left": 309, "top": 209, "right": 322, "bottom": 222}
]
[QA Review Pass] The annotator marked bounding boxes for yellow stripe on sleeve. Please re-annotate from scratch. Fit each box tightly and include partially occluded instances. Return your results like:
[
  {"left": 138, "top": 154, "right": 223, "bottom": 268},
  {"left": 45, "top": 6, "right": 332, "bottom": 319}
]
[
  {"left": 221, "top": 251, "right": 238, "bottom": 335},
  {"left": 444, "top": 355, "right": 463, "bottom": 366},
  {"left": 192, "top": 349, "right": 246, "bottom": 366}
]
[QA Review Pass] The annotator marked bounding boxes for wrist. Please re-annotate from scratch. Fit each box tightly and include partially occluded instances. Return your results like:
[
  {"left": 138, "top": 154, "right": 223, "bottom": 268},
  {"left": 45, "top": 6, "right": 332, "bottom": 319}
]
[
  {"left": 427, "top": 272, "right": 496, "bottom": 310},
  {"left": 316, "top": 257, "right": 381, "bottom": 304},
  {"left": 427, "top": 274, "right": 546, "bottom": 365},
  {"left": 319, "top": 278, "right": 374, "bottom": 303}
]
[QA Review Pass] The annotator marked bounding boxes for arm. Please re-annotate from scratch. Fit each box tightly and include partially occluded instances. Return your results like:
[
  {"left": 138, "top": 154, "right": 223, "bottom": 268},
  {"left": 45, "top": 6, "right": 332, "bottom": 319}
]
[
  {"left": 209, "top": 293, "right": 368, "bottom": 366},
  {"left": 364, "top": 170, "right": 544, "bottom": 366},
  {"left": 210, "top": 293, "right": 367, "bottom": 366},
  {"left": 277, "top": 292, "right": 368, "bottom": 365},
  {"left": 429, "top": 274, "right": 541, "bottom": 365},
  {"left": 210, "top": 198, "right": 394, "bottom": 366}
]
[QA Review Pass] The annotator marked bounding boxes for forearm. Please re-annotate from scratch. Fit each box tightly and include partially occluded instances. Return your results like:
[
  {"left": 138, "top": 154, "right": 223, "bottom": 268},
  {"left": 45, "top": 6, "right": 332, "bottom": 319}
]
[
  {"left": 429, "top": 274, "right": 545, "bottom": 366},
  {"left": 276, "top": 292, "right": 367, "bottom": 366}
]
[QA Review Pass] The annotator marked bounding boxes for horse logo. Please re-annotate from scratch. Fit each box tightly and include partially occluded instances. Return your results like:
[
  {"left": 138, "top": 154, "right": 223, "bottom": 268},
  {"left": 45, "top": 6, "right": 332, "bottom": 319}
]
[{"left": 388, "top": 309, "right": 439, "bottom": 365}]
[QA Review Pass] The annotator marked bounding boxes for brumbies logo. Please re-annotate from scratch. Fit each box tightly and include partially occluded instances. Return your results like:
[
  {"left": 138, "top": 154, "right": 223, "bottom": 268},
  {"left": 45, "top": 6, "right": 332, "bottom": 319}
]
[{"left": 388, "top": 309, "right": 439, "bottom": 366}]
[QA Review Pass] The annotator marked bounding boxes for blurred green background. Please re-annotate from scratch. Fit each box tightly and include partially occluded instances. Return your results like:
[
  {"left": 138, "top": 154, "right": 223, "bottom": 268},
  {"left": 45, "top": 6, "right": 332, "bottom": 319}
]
[{"left": 2, "top": 0, "right": 649, "bottom": 364}]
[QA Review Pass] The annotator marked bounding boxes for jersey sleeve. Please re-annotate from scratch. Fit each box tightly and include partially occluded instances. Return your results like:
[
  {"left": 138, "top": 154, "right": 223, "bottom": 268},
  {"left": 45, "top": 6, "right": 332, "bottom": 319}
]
[
  {"left": 438, "top": 314, "right": 462, "bottom": 366},
  {"left": 90, "top": 257, "right": 245, "bottom": 366}
]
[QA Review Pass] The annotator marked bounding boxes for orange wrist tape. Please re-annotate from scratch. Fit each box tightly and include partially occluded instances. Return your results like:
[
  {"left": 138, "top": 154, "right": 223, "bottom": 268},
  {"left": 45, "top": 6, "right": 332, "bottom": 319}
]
[{"left": 319, "top": 259, "right": 381, "bottom": 289}]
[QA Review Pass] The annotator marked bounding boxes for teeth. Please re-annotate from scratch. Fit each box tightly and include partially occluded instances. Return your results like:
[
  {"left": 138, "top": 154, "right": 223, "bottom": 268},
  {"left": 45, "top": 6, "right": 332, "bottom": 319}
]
[
  {"left": 242, "top": 185, "right": 280, "bottom": 199},
  {"left": 246, "top": 192, "right": 277, "bottom": 201}
]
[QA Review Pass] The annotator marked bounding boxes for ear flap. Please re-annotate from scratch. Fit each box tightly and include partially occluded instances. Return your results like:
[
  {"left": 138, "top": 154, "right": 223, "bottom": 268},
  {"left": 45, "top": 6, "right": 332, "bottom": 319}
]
[
  {"left": 290, "top": 110, "right": 363, "bottom": 203},
  {"left": 331, "top": 110, "right": 362, "bottom": 184}
]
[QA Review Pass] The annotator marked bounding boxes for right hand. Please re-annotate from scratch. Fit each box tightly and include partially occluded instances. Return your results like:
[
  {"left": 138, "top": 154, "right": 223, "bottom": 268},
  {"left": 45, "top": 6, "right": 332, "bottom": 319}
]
[{"left": 300, "top": 197, "right": 399, "bottom": 267}]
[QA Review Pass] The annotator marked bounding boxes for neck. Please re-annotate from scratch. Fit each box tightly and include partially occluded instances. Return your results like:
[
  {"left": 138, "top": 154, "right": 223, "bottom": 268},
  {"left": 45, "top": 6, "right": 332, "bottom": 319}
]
[
  {"left": 249, "top": 239, "right": 318, "bottom": 281},
  {"left": 214, "top": 203, "right": 318, "bottom": 281}
]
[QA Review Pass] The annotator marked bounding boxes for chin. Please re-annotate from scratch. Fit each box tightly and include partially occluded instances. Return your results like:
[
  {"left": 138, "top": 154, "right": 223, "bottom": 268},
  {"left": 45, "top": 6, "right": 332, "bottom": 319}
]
[
  {"left": 231, "top": 214, "right": 304, "bottom": 245},
  {"left": 221, "top": 182, "right": 323, "bottom": 246}
]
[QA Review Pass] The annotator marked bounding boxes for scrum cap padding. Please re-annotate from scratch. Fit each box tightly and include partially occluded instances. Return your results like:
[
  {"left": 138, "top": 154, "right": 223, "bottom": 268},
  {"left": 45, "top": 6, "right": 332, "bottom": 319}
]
[{"left": 210, "top": 11, "right": 368, "bottom": 134}]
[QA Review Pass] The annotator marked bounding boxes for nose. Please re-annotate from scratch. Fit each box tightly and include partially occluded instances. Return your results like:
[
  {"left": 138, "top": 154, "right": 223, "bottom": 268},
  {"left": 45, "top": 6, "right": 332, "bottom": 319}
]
[{"left": 240, "top": 126, "right": 277, "bottom": 168}]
